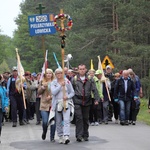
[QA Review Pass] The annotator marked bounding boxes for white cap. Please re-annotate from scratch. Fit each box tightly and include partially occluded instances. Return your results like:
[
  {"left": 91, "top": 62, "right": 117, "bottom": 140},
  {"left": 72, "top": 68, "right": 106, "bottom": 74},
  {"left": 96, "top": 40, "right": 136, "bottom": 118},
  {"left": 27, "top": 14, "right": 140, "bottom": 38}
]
[
  {"left": 106, "top": 65, "right": 111, "bottom": 69},
  {"left": 12, "top": 66, "right": 17, "bottom": 71}
]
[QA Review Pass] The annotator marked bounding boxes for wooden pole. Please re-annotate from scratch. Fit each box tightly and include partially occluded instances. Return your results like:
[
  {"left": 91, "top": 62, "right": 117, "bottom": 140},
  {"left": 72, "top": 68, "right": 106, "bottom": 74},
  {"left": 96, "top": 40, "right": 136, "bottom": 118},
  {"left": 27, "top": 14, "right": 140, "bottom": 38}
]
[
  {"left": 97, "top": 56, "right": 111, "bottom": 101},
  {"left": 16, "top": 48, "right": 26, "bottom": 109},
  {"left": 60, "top": 9, "right": 66, "bottom": 111}
]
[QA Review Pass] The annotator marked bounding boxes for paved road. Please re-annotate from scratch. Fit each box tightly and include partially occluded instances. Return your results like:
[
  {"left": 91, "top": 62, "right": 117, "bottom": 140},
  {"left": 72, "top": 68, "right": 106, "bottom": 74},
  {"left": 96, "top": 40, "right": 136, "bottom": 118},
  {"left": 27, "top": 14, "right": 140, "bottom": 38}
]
[{"left": 0, "top": 119, "right": 150, "bottom": 150}]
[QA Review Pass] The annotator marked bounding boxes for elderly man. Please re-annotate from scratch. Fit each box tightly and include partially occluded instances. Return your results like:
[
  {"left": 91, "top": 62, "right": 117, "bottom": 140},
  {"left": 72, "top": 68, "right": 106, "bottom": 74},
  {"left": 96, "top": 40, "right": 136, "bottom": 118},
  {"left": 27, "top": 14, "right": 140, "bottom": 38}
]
[{"left": 114, "top": 70, "right": 137, "bottom": 125}]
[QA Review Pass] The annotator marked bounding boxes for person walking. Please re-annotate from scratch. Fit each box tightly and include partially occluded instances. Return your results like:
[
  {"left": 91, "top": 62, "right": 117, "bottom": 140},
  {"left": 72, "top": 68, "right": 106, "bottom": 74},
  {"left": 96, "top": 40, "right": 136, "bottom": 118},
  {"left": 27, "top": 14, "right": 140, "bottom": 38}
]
[
  {"left": 51, "top": 68, "right": 75, "bottom": 144},
  {"left": 114, "top": 70, "right": 137, "bottom": 125},
  {"left": 7, "top": 66, "right": 25, "bottom": 127},
  {"left": 72, "top": 64, "right": 99, "bottom": 142},
  {"left": 0, "top": 74, "right": 9, "bottom": 143},
  {"left": 38, "top": 69, "right": 56, "bottom": 142}
]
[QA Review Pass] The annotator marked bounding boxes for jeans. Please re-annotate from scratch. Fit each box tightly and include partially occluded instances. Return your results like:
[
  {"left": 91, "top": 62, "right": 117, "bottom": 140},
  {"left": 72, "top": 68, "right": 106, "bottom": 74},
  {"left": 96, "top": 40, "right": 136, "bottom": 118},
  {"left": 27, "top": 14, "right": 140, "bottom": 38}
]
[
  {"left": 41, "top": 110, "right": 56, "bottom": 140},
  {"left": 119, "top": 100, "right": 131, "bottom": 121}
]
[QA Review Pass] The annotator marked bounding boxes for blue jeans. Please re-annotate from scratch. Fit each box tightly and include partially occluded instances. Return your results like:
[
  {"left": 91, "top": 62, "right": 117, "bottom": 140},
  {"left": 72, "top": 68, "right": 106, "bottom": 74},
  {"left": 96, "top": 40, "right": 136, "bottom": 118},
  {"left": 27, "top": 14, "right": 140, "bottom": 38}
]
[
  {"left": 41, "top": 110, "right": 56, "bottom": 140},
  {"left": 119, "top": 100, "right": 131, "bottom": 121}
]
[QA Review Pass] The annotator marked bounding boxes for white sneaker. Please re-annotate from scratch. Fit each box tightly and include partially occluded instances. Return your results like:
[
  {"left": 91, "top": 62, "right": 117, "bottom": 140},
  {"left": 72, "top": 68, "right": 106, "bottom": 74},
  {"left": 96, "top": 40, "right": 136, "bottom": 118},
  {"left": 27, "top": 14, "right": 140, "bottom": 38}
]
[
  {"left": 95, "top": 122, "right": 99, "bottom": 126},
  {"left": 59, "top": 136, "right": 63, "bottom": 144},
  {"left": 115, "top": 120, "right": 118, "bottom": 124},
  {"left": 64, "top": 136, "right": 70, "bottom": 144},
  {"left": 90, "top": 122, "right": 95, "bottom": 126}
]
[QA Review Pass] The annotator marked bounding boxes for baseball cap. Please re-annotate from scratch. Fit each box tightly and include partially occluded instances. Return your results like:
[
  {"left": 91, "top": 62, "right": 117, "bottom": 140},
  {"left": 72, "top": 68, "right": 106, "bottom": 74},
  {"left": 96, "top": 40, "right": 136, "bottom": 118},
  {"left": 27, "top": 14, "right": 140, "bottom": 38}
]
[
  {"left": 12, "top": 66, "right": 17, "bottom": 71},
  {"left": 95, "top": 70, "right": 102, "bottom": 75},
  {"left": 106, "top": 65, "right": 111, "bottom": 69},
  {"left": 31, "top": 72, "right": 37, "bottom": 77}
]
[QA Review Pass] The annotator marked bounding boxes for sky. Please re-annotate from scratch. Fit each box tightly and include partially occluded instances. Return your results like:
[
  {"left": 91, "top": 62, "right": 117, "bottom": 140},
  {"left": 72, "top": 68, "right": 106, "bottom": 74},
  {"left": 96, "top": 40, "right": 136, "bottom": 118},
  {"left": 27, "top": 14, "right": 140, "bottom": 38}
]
[{"left": 0, "top": 0, "right": 22, "bottom": 37}]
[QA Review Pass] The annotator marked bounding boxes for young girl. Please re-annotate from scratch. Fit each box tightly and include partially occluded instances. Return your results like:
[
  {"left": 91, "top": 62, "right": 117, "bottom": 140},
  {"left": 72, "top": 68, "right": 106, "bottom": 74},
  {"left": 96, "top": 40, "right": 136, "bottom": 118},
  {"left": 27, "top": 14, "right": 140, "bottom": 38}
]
[
  {"left": 38, "top": 69, "right": 56, "bottom": 142},
  {"left": 0, "top": 74, "right": 9, "bottom": 143}
]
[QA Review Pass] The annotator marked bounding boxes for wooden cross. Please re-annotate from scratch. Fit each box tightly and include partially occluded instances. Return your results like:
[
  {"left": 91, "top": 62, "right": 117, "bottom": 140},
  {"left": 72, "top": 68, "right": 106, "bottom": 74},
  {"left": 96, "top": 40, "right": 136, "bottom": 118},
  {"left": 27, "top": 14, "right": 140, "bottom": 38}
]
[
  {"left": 59, "top": 9, "right": 67, "bottom": 111},
  {"left": 36, "top": 4, "right": 45, "bottom": 15}
]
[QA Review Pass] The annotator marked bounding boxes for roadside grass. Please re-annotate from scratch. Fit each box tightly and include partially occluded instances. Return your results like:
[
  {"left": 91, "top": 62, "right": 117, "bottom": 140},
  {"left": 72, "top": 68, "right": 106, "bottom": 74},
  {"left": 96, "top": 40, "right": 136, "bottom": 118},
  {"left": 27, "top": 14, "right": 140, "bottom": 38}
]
[{"left": 137, "top": 98, "right": 150, "bottom": 125}]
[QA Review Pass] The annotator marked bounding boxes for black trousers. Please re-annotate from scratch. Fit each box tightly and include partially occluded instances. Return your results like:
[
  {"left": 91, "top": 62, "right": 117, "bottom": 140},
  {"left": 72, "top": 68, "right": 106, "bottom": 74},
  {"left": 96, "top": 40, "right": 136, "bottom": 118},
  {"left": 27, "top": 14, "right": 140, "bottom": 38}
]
[
  {"left": 89, "top": 99, "right": 100, "bottom": 123},
  {"left": 35, "top": 98, "right": 41, "bottom": 122},
  {"left": 130, "top": 100, "right": 140, "bottom": 121},
  {"left": 0, "top": 108, "right": 3, "bottom": 136},
  {"left": 75, "top": 104, "right": 90, "bottom": 139},
  {"left": 10, "top": 95, "right": 24, "bottom": 122}
]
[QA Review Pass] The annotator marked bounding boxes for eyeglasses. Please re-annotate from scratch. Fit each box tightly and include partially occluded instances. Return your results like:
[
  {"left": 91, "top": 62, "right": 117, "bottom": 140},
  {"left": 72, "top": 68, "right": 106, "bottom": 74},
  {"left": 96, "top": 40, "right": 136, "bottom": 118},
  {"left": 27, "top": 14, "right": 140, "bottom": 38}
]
[{"left": 56, "top": 72, "right": 62, "bottom": 75}]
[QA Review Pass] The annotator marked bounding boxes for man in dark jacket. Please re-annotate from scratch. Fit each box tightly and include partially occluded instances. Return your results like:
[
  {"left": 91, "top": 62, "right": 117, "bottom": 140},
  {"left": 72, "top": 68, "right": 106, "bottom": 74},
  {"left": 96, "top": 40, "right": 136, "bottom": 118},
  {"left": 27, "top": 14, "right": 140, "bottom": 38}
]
[
  {"left": 114, "top": 70, "right": 137, "bottom": 125},
  {"left": 7, "top": 67, "right": 25, "bottom": 127},
  {"left": 72, "top": 64, "right": 99, "bottom": 142}
]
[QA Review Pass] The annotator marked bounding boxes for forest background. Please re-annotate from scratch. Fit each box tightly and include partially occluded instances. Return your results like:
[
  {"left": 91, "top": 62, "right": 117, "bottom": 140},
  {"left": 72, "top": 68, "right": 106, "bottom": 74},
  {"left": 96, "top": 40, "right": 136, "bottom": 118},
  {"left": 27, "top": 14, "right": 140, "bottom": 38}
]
[{"left": 0, "top": 0, "right": 150, "bottom": 97}]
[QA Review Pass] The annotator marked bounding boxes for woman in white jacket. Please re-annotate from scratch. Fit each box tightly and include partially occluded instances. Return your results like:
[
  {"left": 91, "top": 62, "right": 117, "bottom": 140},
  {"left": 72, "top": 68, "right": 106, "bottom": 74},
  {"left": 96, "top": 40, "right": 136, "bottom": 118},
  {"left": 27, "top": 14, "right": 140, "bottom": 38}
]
[{"left": 51, "top": 68, "right": 74, "bottom": 144}]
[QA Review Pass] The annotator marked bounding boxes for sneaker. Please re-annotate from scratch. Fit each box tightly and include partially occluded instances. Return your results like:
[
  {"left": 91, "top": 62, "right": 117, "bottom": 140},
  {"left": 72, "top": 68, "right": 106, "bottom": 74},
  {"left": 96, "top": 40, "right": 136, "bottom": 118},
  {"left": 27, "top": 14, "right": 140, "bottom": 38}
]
[
  {"left": 90, "top": 122, "right": 95, "bottom": 126},
  {"left": 76, "top": 137, "right": 83, "bottom": 142},
  {"left": 84, "top": 137, "right": 89, "bottom": 141},
  {"left": 120, "top": 121, "right": 125, "bottom": 125},
  {"left": 59, "top": 136, "right": 63, "bottom": 144},
  {"left": 95, "top": 122, "right": 99, "bottom": 126},
  {"left": 105, "top": 121, "right": 108, "bottom": 124},
  {"left": 12, "top": 122, "right": 17, "bottom": 127},
  {"left": 125, "top": 120, "right": 129, "bottom": 125},
  {"left": 64, "top": 136, "right": 70, "bottom": 144},
  {"left": 115, "top": 120, "right": 118, "bottom": 124},
  {"left": 51, "top": 139, "right": 55, "bottom": 142},
  {"left": 19, "top": 121, "right": 25, "bottom": 126},
  {"left": 99, "top": 120, "right": 102, "bottom": 124},
  {"left": 129, "top": 120, "right": 132, "bottom": 124},
  {"left": 132, "top": 121, "right": 136, "bottom": 125},
  {"left": 36, "top": 121, "right": 41, "bottom": 125}
]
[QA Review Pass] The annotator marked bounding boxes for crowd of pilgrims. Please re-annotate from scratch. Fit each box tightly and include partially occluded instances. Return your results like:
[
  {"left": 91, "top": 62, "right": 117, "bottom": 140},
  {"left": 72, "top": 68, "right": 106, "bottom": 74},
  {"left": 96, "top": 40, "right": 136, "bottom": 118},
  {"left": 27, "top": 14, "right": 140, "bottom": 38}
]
[{"left": 0, "top": 64, "right": 142, "bottom": 144}]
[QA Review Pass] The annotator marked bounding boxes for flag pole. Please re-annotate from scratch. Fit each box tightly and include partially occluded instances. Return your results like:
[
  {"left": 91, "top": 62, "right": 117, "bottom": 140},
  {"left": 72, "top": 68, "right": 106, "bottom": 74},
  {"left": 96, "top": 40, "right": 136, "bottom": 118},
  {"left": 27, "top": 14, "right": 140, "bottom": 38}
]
[
  {"left": 97, "top": 55, "right": 111, "bottom": 101},
  {"left": 16, "top": 48, "right": 26, "bottom": 109}
]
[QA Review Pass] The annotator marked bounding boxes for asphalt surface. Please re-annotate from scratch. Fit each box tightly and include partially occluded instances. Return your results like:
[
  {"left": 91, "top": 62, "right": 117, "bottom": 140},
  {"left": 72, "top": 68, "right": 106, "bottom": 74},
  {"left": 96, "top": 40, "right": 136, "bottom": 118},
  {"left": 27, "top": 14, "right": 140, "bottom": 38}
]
[{"left": 0, "top": 119, "right": 150, "bottom": 150}]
